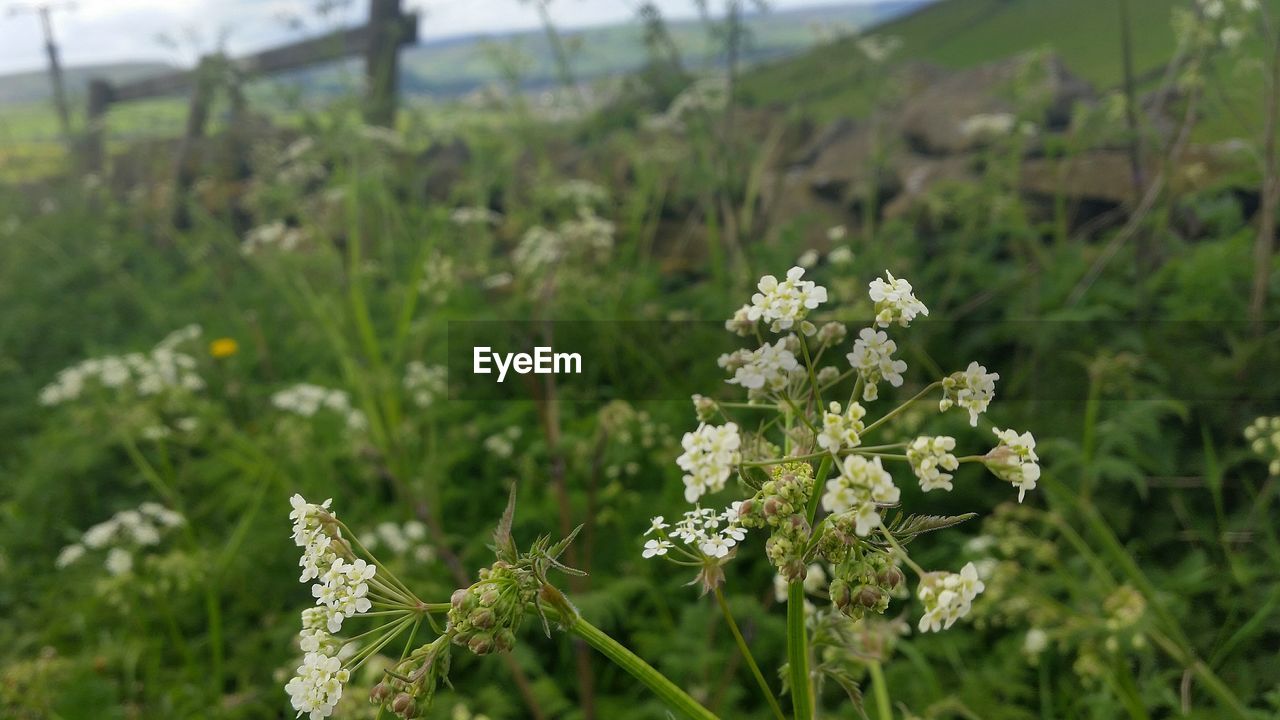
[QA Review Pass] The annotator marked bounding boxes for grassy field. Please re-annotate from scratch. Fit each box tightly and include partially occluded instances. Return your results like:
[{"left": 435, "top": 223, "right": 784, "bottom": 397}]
[{"left": 1, "top": 2, "right": 1279, "bottom": 720}]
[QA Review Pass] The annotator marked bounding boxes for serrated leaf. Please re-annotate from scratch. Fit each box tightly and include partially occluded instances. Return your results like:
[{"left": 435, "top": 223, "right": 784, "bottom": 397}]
[
  {"left": 889, "top": 512, "right": 978, "bottom": 542},
  {"left": 494, "top": 483, "right": 518, "bottom": 561}
]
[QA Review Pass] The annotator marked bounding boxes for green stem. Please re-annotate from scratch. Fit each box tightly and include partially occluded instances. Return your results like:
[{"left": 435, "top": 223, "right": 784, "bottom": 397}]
[
  {"left": 568, "top": 615, "right": 719, "bottom": 720},
  {"left": 868, "top": 661, "right": 892, "bottom": 720},
  {"left": 787, "top": 582, "right": 813, "bottom": 720},
  {"left": 714, "top": 587, "right": 787, "bottom": 720}
]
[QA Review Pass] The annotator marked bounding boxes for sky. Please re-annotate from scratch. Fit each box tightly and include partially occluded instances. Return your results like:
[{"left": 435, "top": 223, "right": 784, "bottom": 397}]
[{"left": 0, "top": 0, "right": 882, "bottom": 75}]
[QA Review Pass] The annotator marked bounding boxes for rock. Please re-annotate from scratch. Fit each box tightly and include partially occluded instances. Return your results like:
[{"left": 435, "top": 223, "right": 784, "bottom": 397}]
[
  {"left": 1020, "top": 151, "right": 1139, "bottom": 205},
  {"left": 900, "top": 52, "right": 1094, "bottom": 155}
]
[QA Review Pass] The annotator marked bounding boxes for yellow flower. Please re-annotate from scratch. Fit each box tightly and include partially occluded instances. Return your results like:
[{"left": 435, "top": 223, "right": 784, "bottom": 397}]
[{"left": 210, "top": 338, "right": 239, "bottom": 359}]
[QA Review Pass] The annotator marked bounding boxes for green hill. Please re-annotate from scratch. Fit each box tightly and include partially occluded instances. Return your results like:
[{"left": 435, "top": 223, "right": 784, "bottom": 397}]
[{"left": 741, "top": 0, "right": 1275, "bottom": 128}]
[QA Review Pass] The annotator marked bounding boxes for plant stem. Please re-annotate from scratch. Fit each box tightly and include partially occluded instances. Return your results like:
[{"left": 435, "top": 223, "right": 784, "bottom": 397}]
[
  {"left": 868, "top": 661, "right": 892, "bottom": 720},
  {"left": 568, "top": 615, "right": 719, "bottom": 720},
  {"left": 714, "top": 587, "right": 787, "bottom": 720},
  {"left": 786, "top": 582, "right": 813, "bottom": 720}
]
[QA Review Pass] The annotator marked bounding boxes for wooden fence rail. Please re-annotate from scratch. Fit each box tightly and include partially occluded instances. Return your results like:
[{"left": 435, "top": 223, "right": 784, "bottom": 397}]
[{"left": 82, "top": 0, "right": 418, "bottom": 173}]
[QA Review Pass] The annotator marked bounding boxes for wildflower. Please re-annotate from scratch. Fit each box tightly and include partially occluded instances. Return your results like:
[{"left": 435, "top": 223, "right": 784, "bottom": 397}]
[
  {"left": 797, "top": 249, "right": 820, "bottom": 269},
  {"left": 105, "top": 547, "right": 133, "bottom": 576},
  {"left": 56, "top": 544, "right": 85, "bottom": 568},
  {"left": 868, "top": 271, "right": 928, "bottom": 328},
  {"left": 285, "top": 651, "right": 350, "bottom": 720},
  {"left": 242, "top": 221, "right": 305, "bottom": 255},
  {"left": 846, "top": 327, "right": 907, "bottom": 401},
  {"left": 272, "top": 384, "right": 366, "bottom": 432},
  {"left": 1245, "top": 416, "right": 1280, "bottom": 474},
  {"left": 645, "top": 516, "right": 669, "bottom": 535},
  {"left": 691, "top": 394, "right": 717, "bottom": 422},
  {"left": 816, "top": 401, "right": 866, "bottom": 455},
  {"left": 960, "top": 113, "right": 1017, "bottom": 140},
  {"left": 404, "top": 362, "right": 447, "bottom": 408},
  {"left": 724, "top": 304, "right": 756, "bottom": 337},
  {"left": 747, "top": 267, "right": 828, "bottom": 333},
  {"left": 656, "top": 505, "right": 748, "bottom": 561},
  {"left": 984, "top": 428, "right": 1040, "bottom": 502},
  {"left": 676, "top": 423, "right": 741, "bottom": 502},
  {"left": 725, "top": 338, "right": 802, "bottom": 399},
  {"left": 553, "top": 179, "right": 608, "bottom": 208},
  {"left": 210, "top": 338, "right": 239, "bottom": 359},
  {"left": 827, "top": 225, "right": 848, "bottom": 242},
  {"left": 449, "top": 206, "right": 502, "bottom": 226},
  {"left": 1024, "top": 628, "right": 1049, "bottom": 656},
  {"left": 816, "top": 322, "right": 847, "bottom": 347},
  {"left": 822, "top": 455, "right": 899, "bottom": 536},
  {"left": 907, "top": 436, "right": 959, "bottom": 492},
  {"left": 940, "top": 362, "right": 999, "bottom": 426},
  {"left": 917, "top": 562, "right": 984, "bottom": 632},
  {"left": 828, "top": 246, "right": 854, "bottom": 266}
]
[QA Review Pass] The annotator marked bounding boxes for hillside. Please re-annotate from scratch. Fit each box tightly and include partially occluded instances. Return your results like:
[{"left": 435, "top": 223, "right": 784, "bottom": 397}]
[
  {"left": 740, "top": 0, "right": 1227, "bottom": 121},
  {"left": 0, "top": 62, "right": 173, "bottom": 105}
]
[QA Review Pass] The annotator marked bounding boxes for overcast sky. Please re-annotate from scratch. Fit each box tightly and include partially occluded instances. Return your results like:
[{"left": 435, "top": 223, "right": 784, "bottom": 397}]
[{"left": 0, "top": 0, "right": 879, "bottom": 75}]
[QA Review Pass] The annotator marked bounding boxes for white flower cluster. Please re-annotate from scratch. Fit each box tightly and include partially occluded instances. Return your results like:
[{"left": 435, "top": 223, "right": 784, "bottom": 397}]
[
  {"left": 419, "top": 251, "right": 456, "bottom": 305},
  {"left": 745, "top": 266, "right": 828, "bottom": 333},
  {"left": 644, "top": 505, "right": 747, "bottom": 559},
  {"left": 984, "top": 428, "right": 1040, "bottom": 502},
  {"left": 286, "top": 495, "right": 375, "bottom": 718},
  {"left": 868, "top": 271, "right": 929, "bottom": 328},
  {"left": 359, "top": 520, "right": 435, "bottom": 564},
  {"left": 483, "top": 425, "right": 522, "bottom": 459},
  {"left": 1199, "top": 0, "right": 1259, "bottom": 47},
  {"left": 643, "top": 76, "right": 728, "bottom": 133},
  {"left": 56, "top": 502, "right": 185, "bottom": 575},
  {"left": 285, "top": 649, "right": 350, "bottom": 720},
  {"left": 243, "top": 220, "right": 306, "bottom": 255},
  {"left": 553, "top": 179, "right": 608, "bottom": 208},
  {"left": 676, "top": 422, "right": 741, "bottom": 502},
  {"left": 39, "top": 329, "right": 205, "bottom": 406},
  {"left": 722, "top": 338, "right": 803, "bottom": 400},
  {"left": 816, "top": 401, "right": 866, "bottom": 455},
  {"left": 272, "top": 384, "right": 368, "bottom": 432},
  {"left": 449, "top": 206, "right": 502, "bottom": 226},
  {"left": 917, "top": 562, "right": 984, "bottom": 632},
  {"left": 940, "top": 361, "right": 999, "bottom": 426},
  {"left": 513, "top": 208, "right": 615, "bottom": 275},
  {"left": 821, "top": 455, "right": 900, "bottom": 536},
  {"left": 846, "top": 328, "right": 907, "bottom": 401},
  {"left": 959, "top": 113, "right": 1018, "bottom": 140},
  {"left": 1245, "top": 416, "right": 1280, "bottom": 475},
  {"left": 907, "top": 436, "right": 959, "bottom": 492},
  {"left": 404, "top": 362, "right": 447, "bottom": 409}
]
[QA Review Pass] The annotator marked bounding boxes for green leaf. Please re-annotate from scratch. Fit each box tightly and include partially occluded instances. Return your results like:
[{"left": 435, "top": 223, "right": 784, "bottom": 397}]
[{"left": 888, "top": 512, "right": 978, "bottom": 542}]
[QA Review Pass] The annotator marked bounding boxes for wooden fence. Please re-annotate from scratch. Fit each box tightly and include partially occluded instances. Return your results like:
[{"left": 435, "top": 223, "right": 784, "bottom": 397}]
[{"left": 82, "top": 0, "right": 419, "bottom": 173}]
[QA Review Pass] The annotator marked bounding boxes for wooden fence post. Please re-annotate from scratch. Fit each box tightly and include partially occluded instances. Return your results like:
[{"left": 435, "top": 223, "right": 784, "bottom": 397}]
[
  {"left": 83, "top": 79, "right": 113, "bottom": 173},
  {"left": 172, "top": 56, "right": 219, "bottom": 229},
  {"left": 365, "top": 0, "right": 404, "bottom": 127}
]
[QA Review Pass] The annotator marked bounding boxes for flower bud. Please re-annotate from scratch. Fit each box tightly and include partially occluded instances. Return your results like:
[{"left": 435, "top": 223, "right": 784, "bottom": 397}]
[
  {"left": 830, "top": 578, "right": 852, "bottom": 610},
  {"left": 450, "top": 588, "right": 468, "bottom": 608},
  {"left": 470, "top": 607, "right": 495, "bottom": 629},
  {"left": 480, "top": 588, "right": 500, "bottom": 607},
  {"left": 494, "top": 628, "right": 516, "bottom": 653},
  {"left": 877, "top": 566, "right": 904, "bottom": 589},
  {"left": 391, "top": 693, "right": 416, "bottom": 718},
  {"left": 369, "top": 682, "right": 393, "bottom": 704},
  {"left": 856, "top": 585, "right": 884, "bottom": 608},
  {"left": 468, "top": 633, "right": 494, "bottom": 655}
]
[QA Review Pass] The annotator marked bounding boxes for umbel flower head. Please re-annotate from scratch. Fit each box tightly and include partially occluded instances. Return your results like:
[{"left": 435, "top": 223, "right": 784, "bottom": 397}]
[
  {"left": 868, "top": 271, "right": 928, "bottom": 328},
  {"left": 822, "top": 456, "right": 900, "bottom": 537},
  {"left": 817, "top": 401, "right": 866, "bottom": 455},
  {"left": 1244, "top": 416, "right": 1280, "bottom": 475},
  {"left": 940, "top": 361, "right": 999, "bottom": 426},
  {"left": 676, "top": 422, "right": 741, "bottom": 502},
  {"left": 847, "top": 327, "right": 907, "bottom": 402},
  {"left": 984, "top": 428, "right": 1040, "bottom": 502},
  {"left": 917, "top": 562, "right": 985, "bottom": 632},
  {"left": 908, "top": 436, "right": 959, "bottom": 492},
  {"left": 747, "top": 266, "right": 828, "bottom": 334}
]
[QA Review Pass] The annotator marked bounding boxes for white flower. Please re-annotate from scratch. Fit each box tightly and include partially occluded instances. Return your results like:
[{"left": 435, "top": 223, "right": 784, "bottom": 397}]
[
  {"left": 816, "top": 401, "right": 866, "bottom": 455},
  {"left": 699, "top": 535, "right": 732, "bottom": 558},
  {"left": 917, "top": 562, "right": 984, "bottom": 632},
  {"left": 1024, "top": 628, "right": 1049, "bottom": 656},
  {"left": 796, "top": 249, "right": 819, "bottom": 269},
  {"left": 449, "top": 206, "right": 502, "bottom": 226},
  {"left": 285, "top": 651, "right": 350, "bottom": 720},
  {"left": 404, "top": 362, "right": 447, "bottom": 408},
  {"left": 56, "top": 544, "right": 85, "bottom": 568},
  {"left": 726, "top": 338, "right": 802, "bottom": 399},
  {"left": 645, "top": 516, "right": 669, "bottom": 536},
  {"left": 725, "top": 304, "right": 756, "bottom": 337},
  {"left": 868, "top": 271, "right": 928, "bottom": 328},
  {"left": 747, "top": 267, "right": 828, "bottom": 333},
  {"left": 907, "top": 436, "right": 959, "bottom": 492},
  {"left": 846, "top": 328, "right": 907, "bottom": 401},
  {"left": 104, "top": 547, "right": 133, "bottom": 576},
  {"left": 822, "top": 455, "right": 899, "bottom": 536},
  {"left": 676, "top": 423, "right": 741, "bottom": 502},
  {"left": 960, "top": 113, "right": 1017, "bottom": 140},
  {"left": 940, "top": 362, "right": 999, "bottom": 426},
  {"left": 642, "top": 539, "right": 673, "bottom": 558},
  {"left": 985, "top": 428, "right": 1040, "bottom": 502}
]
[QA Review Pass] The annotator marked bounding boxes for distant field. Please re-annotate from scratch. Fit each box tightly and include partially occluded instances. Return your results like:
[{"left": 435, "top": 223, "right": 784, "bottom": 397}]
[{"left": 741, "top": 0, "right": 1278, "bottom": 141}]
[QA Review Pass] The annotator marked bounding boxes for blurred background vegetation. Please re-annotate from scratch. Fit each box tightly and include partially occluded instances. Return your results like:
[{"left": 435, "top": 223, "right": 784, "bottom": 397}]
[{"left": 1, "top": 0, "right": 1279, "bottom": 718}]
